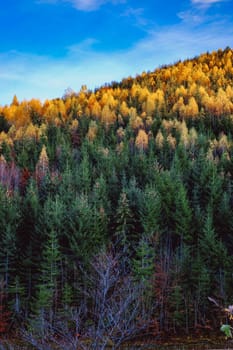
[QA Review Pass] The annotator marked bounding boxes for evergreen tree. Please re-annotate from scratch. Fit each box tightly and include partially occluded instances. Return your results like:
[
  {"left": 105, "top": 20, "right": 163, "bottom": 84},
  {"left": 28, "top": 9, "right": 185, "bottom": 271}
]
[
  {"left": 77, "top": 146, "right": 91, "bottom": 195},
  {"left": 199, "top": 207, "right": 228, "bottom": 298},
  {"left": 140, "top": 184, "right": 161, "bottom": 240},
  {"left": 32, "top": 229, "right": 61, "bottom": 335},
  {"left": 115, "top": 191, "right": 133, "bottom": 248},
  {"left": 0, "top": 188, "right": 20, "bottom": 295},
  {"left": 173, "top": 180, "right": 192, "bottom": 244},
  {"left": 133, "top": 237, "right": 154, "bottom": 284},
  {"left": 66, "top": 194, "right": 106, "bottom": 266}
]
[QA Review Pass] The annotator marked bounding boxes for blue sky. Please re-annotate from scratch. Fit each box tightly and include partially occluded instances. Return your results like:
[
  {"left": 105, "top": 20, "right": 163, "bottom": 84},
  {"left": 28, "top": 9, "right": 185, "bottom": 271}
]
[{"left": 0, "top": 0, "right": 232, "bottom": 105}]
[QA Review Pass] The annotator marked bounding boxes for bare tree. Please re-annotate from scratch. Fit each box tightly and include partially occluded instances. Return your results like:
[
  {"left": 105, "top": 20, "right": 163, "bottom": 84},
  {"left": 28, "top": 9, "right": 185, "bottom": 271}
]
[
  {"left": 21, "top": 249, "right": 153, "bottom": 350},
  {"left": 85, "top": 250, "right": 150, "bottom": 349},
  {"left": 21, "top": 306, "right": 86, "bottom": 350}
]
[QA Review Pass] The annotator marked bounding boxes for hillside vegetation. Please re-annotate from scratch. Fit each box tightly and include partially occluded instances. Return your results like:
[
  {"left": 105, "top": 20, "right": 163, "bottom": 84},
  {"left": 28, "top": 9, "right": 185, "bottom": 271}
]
[{"left": 0, "top": 47, "right": 233, "bottom": 346}]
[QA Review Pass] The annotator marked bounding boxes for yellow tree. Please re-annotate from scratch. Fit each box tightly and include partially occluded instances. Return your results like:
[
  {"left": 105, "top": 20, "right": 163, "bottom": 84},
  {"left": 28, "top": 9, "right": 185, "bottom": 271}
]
[
  {"left": 43, "top": 99, "right": 66, "bottom": 125},
  {"left": 0, "top": 132, "right": 13, "bottom": 148},
  {"left": 91, "top": 101, "right": 101, "bottom": 119},
  {"left": 215, "top": 88, "right": 233, "bottom": 116},
  {"left": 116, "top": 127, "right": 125, "bottom": 142},
  {"left": 179, "top": 120, "right": 189, "bottom": 148},
  {"left": 135, "top": 129, "right": 148, "bottom": 152},
  {"left": 175, "top": 85, "right": 187, "bottom": 99},
  {"left": 11, "top": 95, "right": 19, "bottom": 107},
  {"left": 172, "top": 97, "right": 186, "bottom": 119},
  {"left": 226, "top": 85, "right": 233, "bottom": 100},
  {"left": 129, "top": 108, "right": 143, "bottom": 131},
  {"left": 101, "top": 105, "right": 116, "bottom": 128},
  {"left": 28, "top": 98, "right": 43, "bottom": 122},
  {"left": 155, "top": 130, "right": 164, "bottom": 149},
  {"left": 119, "top": 101, "right": 129, "bottom": 118},
  {"left": 167, "top": 134, "right": 176, "bottom": 150},
  {"left": 87, "top": 120, "right": 98, "bottom": 142},
  {"left": 13, "top": 101, "right": 31, "bottom": 127},
  {"left": 154, "top": 89, "right": 165, "bottom": 114},
  {"left": 36, "top": 145, "right": 49, "bottom": 182},
  {"left": 137, "top": 87, "right": 149, "bottom": 104},
  {"left": 87, "top": 93, "right": 97, "bottom": 110},
  {"left": 24, "top": 124, "right": 41, "bottom": 142},
  {"left": 100, "top": 91, "right": 117, "bottom": 109},
  {"left": 144, "top": 94, "right": 155, "bottom": 115},
  {"left": 184, "top": 97, "right": 199, "bottom": 118},
  {"left": 189, "top": 127, "right": 198, "bottom": 150}
]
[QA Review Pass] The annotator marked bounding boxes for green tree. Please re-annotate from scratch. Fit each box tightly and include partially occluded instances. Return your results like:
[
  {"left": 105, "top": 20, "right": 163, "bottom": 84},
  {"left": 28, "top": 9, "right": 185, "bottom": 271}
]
[
  {"left": 199, "top": 207, "right": 228, "bottom": 299},
  {"left": 32, "top": 228, "right": 61, "bottom": 335},
  {"left": 115, "top": 191, "right": 133, "bottom": 248},
  {"left": 133, "top": 237, "right": 154, "bottom": 284},
  {"left": 173, "top": 180, "right": 192, "bottom": 244},
  {"left": 0, "top": 188, "right": 20, "bottom": 293},
  {"left": 66, "top": 194, "right": 106, "bottom": 266},
  {"left": 141, "top": 185, "right": 161, "bottom": 239}
]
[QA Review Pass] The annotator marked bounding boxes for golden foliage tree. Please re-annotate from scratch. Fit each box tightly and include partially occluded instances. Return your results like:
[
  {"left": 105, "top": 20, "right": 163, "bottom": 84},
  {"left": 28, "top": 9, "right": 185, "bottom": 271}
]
[
  {"left": 36, "top": 145, "right": 49, "bottom": 182},
  {"left": 135, "top": 129, "right": 148, "bottom": 151}
]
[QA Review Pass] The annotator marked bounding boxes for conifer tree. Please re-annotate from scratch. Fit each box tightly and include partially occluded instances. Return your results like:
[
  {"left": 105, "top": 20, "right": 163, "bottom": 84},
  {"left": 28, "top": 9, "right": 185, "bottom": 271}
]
[
  {"left": 77, "top": 146, "right": 91, "bottom": 195},
  {"left": 0, "top": 188, "right": 20, "bottom": 294},
  {"left": 115, "top": 191, "right": 133, "bottom": 248},
  {"left": 141, "top": 185, "right": 161, "bottom": 239},
  {"left": 35, "top": 144, "right": 49, "bottom": 183},
  {"left": 133, "top": 237, "right": 154, "bottom": 284},
  {"left": 199, "top": 207, "right": 228, "bottom": 298},
  {"left": 173, "top": 180, "right": 192, "bottom": 244},
  {"left": 32, "top": 228, "right": 61, "bottom": 335},
  {"left": 132, "top": 237, "right": 155, "bottom": 319}
]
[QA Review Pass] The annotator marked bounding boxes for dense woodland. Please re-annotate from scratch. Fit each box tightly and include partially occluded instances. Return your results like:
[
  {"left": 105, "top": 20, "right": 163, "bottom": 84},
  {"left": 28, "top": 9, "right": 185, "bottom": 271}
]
[{"left": 0, "top": 47, "right": 233, "bottom": 348}]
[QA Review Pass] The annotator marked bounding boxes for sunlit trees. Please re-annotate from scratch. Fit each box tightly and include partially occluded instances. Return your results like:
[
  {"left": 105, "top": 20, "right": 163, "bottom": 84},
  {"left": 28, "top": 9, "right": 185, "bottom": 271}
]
[
  {"left": 101, "top": 105, "right": 116, "bottom": 128},
  {"left": 86, "top": 120, "right": 98, "bottom": 142},
  {"left": 36, "top": 145, "right": 49, "bottom": 182},
  {"left": 135, "top": 129, "right": 148, "bottom": 152},
  {"left": 0, "top": 47, "right": 233, "bottom": 342}
]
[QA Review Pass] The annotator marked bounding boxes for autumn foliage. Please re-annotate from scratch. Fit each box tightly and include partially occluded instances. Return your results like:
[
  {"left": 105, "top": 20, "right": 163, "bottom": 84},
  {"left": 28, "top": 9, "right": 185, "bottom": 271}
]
[{"left": 0, "top": 48, "right": 233, "bottom": 345}]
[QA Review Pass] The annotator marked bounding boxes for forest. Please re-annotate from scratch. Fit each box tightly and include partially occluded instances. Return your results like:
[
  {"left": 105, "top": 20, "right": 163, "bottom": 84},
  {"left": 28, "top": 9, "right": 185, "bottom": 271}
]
[{"left": 0, "top": 47, "right": 233, "bottom": 348}]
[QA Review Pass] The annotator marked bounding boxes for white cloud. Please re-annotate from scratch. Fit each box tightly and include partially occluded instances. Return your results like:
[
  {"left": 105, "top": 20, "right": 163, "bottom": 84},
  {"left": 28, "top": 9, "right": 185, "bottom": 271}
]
[
  {"left": 67, "top": 0, "right": 107, "bottom": 11},
  {"left": 191, "top": 0, "right": 225, "bottom": 7},
  {"left": 177, "top": 10, "right": 205, "bottom": 24},
  {"left": 37, "top": 0, "right": 125, "bottom": 11},
  {"left": 120, "top": 7, "right": 148, "bottom": 27},
  {"left": 192, "top": 0, "right": 223, "bottom": 3}
]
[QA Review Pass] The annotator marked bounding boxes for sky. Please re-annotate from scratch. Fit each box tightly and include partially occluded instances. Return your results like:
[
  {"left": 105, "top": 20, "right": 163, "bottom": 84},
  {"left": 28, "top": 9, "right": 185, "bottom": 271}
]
[{"left": 0, "top": 0, "right": 232, "bottom": 105}]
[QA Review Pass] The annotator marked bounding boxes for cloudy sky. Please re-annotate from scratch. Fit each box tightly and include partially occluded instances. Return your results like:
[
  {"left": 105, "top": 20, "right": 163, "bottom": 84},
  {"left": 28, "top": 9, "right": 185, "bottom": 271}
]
[{"left": 0, "top": 0, "right": 232, "bottom": 105}]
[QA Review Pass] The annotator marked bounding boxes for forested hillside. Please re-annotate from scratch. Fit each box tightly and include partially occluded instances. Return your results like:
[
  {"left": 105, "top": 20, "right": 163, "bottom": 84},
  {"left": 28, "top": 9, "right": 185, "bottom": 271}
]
[{"left": 0, "top": 47, "right": 233, "bottom": 347}]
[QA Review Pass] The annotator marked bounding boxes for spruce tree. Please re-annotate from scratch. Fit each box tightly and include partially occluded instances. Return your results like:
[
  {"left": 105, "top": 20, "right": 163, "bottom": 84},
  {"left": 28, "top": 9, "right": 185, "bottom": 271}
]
[
  {"left": 173, "top": 180, "right": 192, "bottom": 244},
  {"left": 0, "top": 188, "right": 20, "bottom": 300},
  {"left": 140, "top": 185, "right": 161, "bottom": 239}
]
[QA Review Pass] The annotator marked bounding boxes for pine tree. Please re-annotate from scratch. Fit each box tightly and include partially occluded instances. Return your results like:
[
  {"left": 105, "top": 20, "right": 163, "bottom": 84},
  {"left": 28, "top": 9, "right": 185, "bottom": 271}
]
[
  {"left": 67, "top": 194, "right": 106, "bottom": 266},
  {"left": 77, "top": 146, "right": 91, "bottom": 195},
  {"left": 199, "top": 207, "right": 228, "bottom": 299},
  {"left": 9, "top": 276, "right": 25, "bottom": 320},
  {"left": 18, "top": 180, "right": 41, "bottom": 317},
  {"left": 0, "top": 188, "right": 20, "bottom": 296},
  {"left": 32, "top": 228, "right": 61, "bottom": 334},
  {"left": 133, "top": 237, "right": 154, "bottom": 284},
  {"left": 0, "top": 280, "right": 10, "bottom": 335},
  {"left": 173, "top": 180, "right": 192, "bottom": 244},
  {"left": 115, "top": 191, "right": 133, "bottom": 248},
  {"left": 141, "top": 185, "right": 161, "bottom": 239},
  {"left": 132, "top": 237, "right": 155, "bottom": 321}
]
